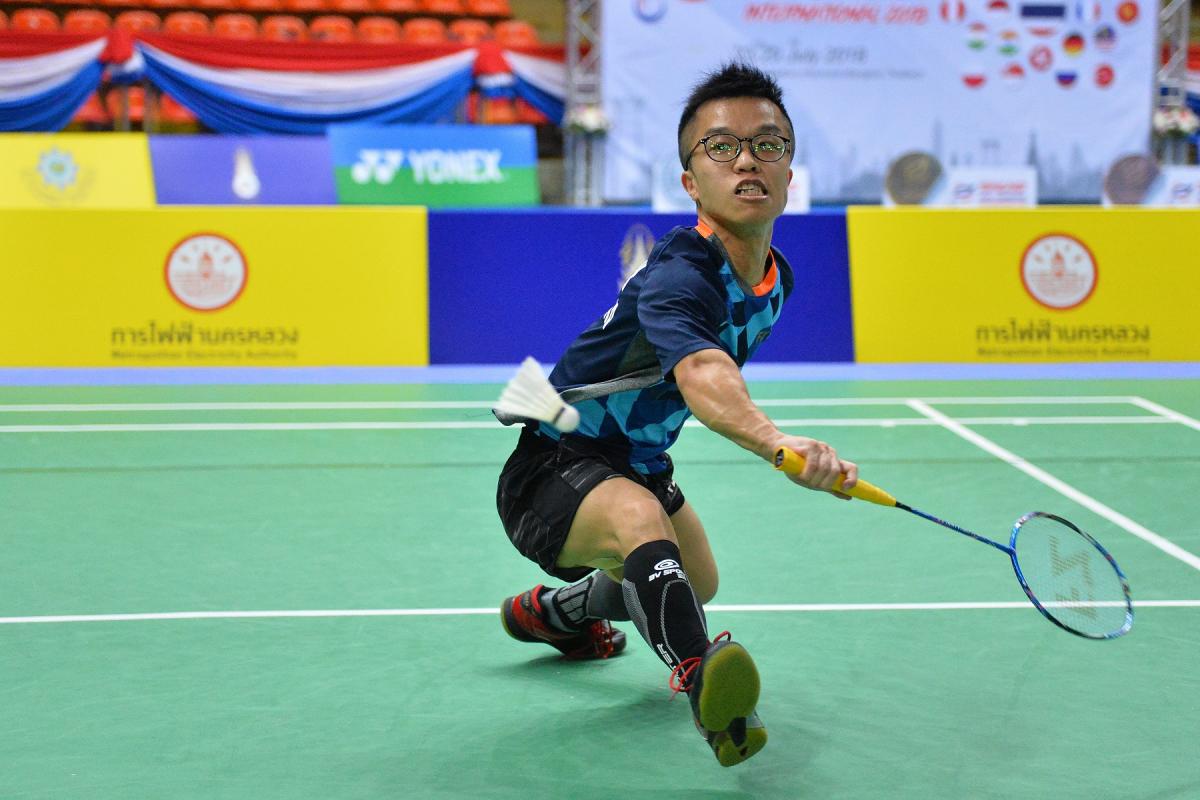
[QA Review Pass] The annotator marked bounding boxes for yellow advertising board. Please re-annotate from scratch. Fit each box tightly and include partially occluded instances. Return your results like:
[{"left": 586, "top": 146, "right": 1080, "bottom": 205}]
[
  {"left": 0, "top": 133, "right": 156, "bottom": 208},
  {"left": 848, "top": 207, "right": 1200, "bottom": 362},
  {"left": 0, "top": 207, "right": 428, "bottom": 366}
]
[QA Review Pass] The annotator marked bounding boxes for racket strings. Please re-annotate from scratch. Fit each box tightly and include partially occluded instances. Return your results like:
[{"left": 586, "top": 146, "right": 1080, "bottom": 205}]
[{"left": 1013, "top": 514, "right": 1131, "bottom": 638}]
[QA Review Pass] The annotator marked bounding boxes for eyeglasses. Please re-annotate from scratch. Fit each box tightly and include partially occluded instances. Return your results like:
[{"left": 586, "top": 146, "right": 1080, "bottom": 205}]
[{"left": 685, "top": 133, "right": 792, "bottom": 169}]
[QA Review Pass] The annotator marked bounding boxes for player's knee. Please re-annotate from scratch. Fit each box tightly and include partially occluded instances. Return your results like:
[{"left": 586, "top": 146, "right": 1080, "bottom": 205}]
[{"left": 610, "top": 494, "right": 675, "bottom": 552}]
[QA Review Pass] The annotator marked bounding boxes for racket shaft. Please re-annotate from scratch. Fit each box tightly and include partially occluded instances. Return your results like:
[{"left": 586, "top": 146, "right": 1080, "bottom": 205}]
[{"left": 773, "top": 447, "right": 897, "bottom": 507}]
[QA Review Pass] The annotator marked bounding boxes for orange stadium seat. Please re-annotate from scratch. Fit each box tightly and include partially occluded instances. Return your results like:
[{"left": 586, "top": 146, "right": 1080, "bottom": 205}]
[
  {"left": 101, "top": 0, "right": 144, "bottom": 10},
  {"left": 261, "top": 13, "right": 306, "bottom": 39},
  {"left": 401, "top": 16, "right": 445, "bottom": 43},
  {"left": 160, "top": 92, "right": 198, "bottom": 125},
  {"left": 515, "top": 97, "right": 547, "bottom": 124},
  {"left": 114, "top": 10, "right": 161, "bottom": 31},
  {"left": 106, "top": 85, "right": 145, "bottom": 125},
  {"left": 63, "top": 9, "right": 111, "bottom": 32},
  {"left": 240, "top": 0, "right": 284, "bottom": 11},
  {"left": 421, "top": 0, "right": 465, "bottom": 16},
  {"left": 11, "top": 9, "right": 60, "bottom": 32},
  {"left": 358, "top": 15, "right": 401, "bottom": 42},
  {"left": 164, "top": 11, "right": 210, "bottom": 34},
  {"left": 72, "top": 91, "right": 110, "bottom": 126},
  {"left": 309, "top": 14, "right": 353, "bottom": 41},
  {"left": 285, "top": 0, "right": 327, "bottom": 11},
  {"left": 329, "top": 0, "right": 372, "bottom": 12},
  {"left": 448, "top": 17, "right": 489, "bottom": 43},
  {"left": 213, "top": 12, "right": 258, "bottom": 37},
  {"left": 466, "top": 0, "right": 509, "bottom": 17},
  {"left": 374, "top": 0, "right": 420, "bottom": 12},
  {"left": 493, "top": 19, "right": 536, "bottom": 46},
  {"left": 195, "top": 0, "right": 238, "bottom": 10},
  {"left": 147, "top": 0, "right": 191, "bottom": 11}
]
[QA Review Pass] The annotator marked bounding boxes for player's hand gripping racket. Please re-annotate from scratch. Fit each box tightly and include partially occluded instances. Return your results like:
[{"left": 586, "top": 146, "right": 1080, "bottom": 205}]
[{"left": 774, "top": 447, "right": 1134, "bottom": 640}]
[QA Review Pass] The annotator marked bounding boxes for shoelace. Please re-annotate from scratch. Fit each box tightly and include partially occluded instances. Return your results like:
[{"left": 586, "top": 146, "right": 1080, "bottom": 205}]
[
  {"left": 588, "top": 621, "right": 616, "bottom": 658},
  {"left": 668, "top": 631, "right": 731, "bottom": 698}
]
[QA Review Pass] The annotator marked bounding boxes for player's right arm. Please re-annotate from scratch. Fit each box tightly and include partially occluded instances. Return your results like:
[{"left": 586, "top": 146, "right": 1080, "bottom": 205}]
[{"left": 673, "top": 347, "right": 858, "bottom": 499}]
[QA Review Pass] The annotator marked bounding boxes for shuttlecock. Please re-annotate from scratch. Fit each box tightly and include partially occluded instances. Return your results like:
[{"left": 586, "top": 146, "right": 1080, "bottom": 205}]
[{"left": 495, "top": 356, "right": 580, "bottom": 432}]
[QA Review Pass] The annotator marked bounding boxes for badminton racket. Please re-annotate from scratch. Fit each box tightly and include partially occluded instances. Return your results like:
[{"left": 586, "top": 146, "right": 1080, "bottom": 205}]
[{"left": 774, "top": 447, "right": 1134, "bottom": 640}]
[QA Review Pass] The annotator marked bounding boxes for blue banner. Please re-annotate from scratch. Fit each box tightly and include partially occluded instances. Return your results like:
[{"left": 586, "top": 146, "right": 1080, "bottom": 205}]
[
  {"left": 428, "top": 209, "right": 853, "bottom": 363},
  {"left": 148, "top": 135, "right": 336, "bottom": 205}
]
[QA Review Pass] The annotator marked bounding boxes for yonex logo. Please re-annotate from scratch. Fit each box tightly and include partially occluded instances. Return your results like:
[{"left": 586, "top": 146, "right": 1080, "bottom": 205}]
[{"left": 654, "top": 559, "right": 680, "bottom": 571}]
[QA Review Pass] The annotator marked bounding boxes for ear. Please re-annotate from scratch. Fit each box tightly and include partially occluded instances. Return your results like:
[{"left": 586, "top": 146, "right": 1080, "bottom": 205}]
[{"left": 681, "top": 169, "right": 701, "bottom": 204}]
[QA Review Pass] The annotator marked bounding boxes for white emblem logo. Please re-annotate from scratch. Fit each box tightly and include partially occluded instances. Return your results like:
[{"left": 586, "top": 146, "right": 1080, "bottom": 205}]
[
  {"left": 619, "top": 223, "right": 655, "bottom": 289},
  {"left": 1020, "top": 233, "right": 1097, "bottom": 310},
  {"left": 165, "top": 233, "right": 248, "bottom": 312},
  {"left": 37, "top": 148, "right": 78, "bottom": 191},
  {"left": 653, "top": 559, "right": 681, "bottom": 571},
  {"left": 231, "top": 147, "right": 262, "bottom": 200}
]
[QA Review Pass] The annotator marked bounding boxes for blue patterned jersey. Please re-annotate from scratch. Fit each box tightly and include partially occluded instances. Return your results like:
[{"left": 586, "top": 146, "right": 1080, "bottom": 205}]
[{"left": 536, "top": 222, "right": 794, "bottom": 474}]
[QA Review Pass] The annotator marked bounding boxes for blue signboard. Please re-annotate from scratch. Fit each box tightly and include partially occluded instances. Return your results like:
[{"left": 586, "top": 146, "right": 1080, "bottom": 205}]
[
  {"left": 328, "top": 124, "right": 539, "bottom": 207},
  {"left": 428, "top": 209, "right": 853, "bottom": 363},
  {"left": 149, "top": 135, "right": 337, "bottom": 205}
]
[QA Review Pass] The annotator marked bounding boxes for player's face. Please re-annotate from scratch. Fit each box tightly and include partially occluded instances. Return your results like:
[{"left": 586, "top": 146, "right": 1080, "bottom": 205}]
[{"left": 681, "top": 97, "right": 793, "bottom": 233}]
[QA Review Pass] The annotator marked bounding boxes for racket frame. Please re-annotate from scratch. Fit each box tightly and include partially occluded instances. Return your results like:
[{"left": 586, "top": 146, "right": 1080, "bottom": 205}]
[{"left": 1008, "top": 511, "right": 1135, "bottom": 640}]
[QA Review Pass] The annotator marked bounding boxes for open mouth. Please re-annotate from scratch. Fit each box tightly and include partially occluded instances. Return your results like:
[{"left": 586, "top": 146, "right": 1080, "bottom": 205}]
[{"left": 734, "top": 181, "right": 768, "bottom": 197}]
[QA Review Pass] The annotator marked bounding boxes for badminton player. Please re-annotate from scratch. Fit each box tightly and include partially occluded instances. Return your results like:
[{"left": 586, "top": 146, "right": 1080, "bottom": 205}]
[{"left": 496, "top": 63, "right": 858, "bottom": 767}]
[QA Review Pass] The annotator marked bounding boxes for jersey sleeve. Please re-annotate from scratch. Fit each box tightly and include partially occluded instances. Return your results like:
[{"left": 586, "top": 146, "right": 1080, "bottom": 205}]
[{"left": 637, "top": 248, "right": 728, "bottom": 377}]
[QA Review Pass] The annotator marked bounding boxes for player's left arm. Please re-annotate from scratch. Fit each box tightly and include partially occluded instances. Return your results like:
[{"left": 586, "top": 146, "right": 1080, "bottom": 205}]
[{"left": 673, "top": 347, "right": 858, "bottom": 498}]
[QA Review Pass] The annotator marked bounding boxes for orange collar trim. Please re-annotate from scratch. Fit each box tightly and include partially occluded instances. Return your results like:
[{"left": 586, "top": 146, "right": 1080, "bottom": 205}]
[{"left": 694, "top": 220, "right": 777, "bottom": 297}]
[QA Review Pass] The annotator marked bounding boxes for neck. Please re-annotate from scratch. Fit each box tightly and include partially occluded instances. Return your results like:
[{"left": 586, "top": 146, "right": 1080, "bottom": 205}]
[{"left": 697, "top": 214, "right": 773, "bottom": 286}]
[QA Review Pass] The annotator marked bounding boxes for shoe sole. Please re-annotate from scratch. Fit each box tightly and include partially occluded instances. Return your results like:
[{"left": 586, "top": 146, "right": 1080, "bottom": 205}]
[
  {"left": 499, "top": 597, "right": 539, "bottom": 643},
  {"left": 709, "top": 721, "right": 768, "bottom": 767},
  {"left": 694, "top": 643, "right": 760, "bottom": 733}
]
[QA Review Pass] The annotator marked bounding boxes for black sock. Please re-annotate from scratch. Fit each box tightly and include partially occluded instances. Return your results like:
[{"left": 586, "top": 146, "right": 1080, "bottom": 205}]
[{"left": 620, "top": 540, "right": 710, "bottom": 670}]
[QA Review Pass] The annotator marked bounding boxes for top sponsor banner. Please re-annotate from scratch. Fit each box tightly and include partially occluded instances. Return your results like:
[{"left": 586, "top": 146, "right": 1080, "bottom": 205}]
[
  {"left": 149, "top": 135, "right": 337, "bottom": 205},
  {"left": 328, "top": 124, "right": 539, "bottom": 207},
  {"left": 602, "top": 0, "right": 1155, "bottom": 204},
  {"left": 0, "top": 133, "right": 155, "bottom": 208}
]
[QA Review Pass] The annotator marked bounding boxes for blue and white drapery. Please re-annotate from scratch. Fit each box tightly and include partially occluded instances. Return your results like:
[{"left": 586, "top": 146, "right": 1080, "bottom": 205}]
[
  {"left": 135, "top": 36, "right": 482, "bottom": 134},
  {"left": 0, "top": 34, "right": 106, "bottom": 131}
]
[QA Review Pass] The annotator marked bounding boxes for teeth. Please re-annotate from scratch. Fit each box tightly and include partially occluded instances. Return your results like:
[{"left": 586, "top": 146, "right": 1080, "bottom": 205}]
[{"left": 736, "top": 185, "right": 765, "bottom": 196}]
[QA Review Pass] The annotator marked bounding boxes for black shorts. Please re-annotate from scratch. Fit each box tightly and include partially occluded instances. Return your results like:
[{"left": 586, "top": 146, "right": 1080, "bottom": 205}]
[{"left": 496, "top": 426, "right": 686, "bottom": 582}]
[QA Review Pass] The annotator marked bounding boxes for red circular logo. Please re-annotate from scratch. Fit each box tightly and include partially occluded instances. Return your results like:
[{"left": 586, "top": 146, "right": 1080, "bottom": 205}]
[
  {"left": 1095, "top": 64, "right": 1114, "bottom": 87},
  {"left": 1029, "top": 45, "right": 1052, "bottom": 71},
  {"left": 1020, "top": 233, "right": 1098, "bottom": 310},
  {"left": 164, "top": 233, "right": 248, "bottom": 312}
]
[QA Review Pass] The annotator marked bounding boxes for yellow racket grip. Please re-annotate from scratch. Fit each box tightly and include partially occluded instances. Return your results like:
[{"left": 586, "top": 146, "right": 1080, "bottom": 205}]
[{"left": 773, "top": 447, "right": 898, "bottom": 507}]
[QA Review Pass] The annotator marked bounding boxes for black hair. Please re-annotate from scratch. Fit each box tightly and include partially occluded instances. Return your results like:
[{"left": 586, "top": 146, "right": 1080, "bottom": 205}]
[{"left": 677, "top": 62, "right": 793, "bottom": 168}]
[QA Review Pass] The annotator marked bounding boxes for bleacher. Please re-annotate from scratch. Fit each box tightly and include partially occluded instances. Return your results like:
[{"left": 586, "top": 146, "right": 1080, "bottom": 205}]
[{"left": 0, "top": 0, "right": 548, "bottom": 130}]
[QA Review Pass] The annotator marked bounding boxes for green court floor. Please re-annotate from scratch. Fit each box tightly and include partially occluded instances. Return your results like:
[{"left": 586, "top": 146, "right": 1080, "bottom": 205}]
[{"left": 2, "top": 378, "right": 1198, "bottom": 799}]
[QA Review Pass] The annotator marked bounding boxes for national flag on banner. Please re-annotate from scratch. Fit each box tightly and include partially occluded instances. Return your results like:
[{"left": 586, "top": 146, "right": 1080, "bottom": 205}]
[
  {"left": 1115, "top": 0, "right": 1138, "bottom": 23},
  {"left": 1063, "top": 32, "right": 1085, "bottom": 55},
  {"left": 1029, "top": 44, "right": 1054, "bottom": 70},
  {"left": 941, "top": 0, "right": 966, "bottom": 21},
  {"left": 1095, "top": 24, "right": 1116, "bottom": 51},
  {"left": 1072, "top": 0, "right": 1101, "bottom": 21},
  {"left": 1056, "top": 70, "right": 1078, "bottom": 86},
  {"left": 1020, "top": 2, "right": 1067, "bottom": 18},
  {"left": 1095, "top": 63, "right": 1114, "bottom": 86}
]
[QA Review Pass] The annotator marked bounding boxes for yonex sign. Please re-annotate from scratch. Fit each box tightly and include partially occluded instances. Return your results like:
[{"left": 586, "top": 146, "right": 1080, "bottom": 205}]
[{"left": 331, "top": 124, "right": 539, "bottom": 207}]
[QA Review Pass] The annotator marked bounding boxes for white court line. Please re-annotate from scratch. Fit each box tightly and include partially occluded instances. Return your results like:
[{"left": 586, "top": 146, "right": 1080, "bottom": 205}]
[
  {"left": 0, "top": 416, "right": 1175, "bottom": 434},
  {"left": 1, "top": 600, "right": 1195, "bottom": 625},
  {"left": 1129, "top": 396, "right": 1200, "bottom": 432},
  {"left": 908, "top": 399, "right": 1200, "bottom": 572},
  {"left": 0, "top": 396, "right": 1141, "bottom": 413}
]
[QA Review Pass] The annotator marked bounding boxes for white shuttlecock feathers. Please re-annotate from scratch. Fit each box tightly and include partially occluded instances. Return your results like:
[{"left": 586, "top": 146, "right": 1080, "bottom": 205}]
[{"left": 495, "top": 356, "right": 580, "bottom": 432}]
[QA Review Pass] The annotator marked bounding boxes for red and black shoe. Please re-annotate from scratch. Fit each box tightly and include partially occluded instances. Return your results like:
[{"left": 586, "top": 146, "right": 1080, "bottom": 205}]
[
  {"left": 500, "top": 585, "right": 626, "bottom": 660},
  {"left": 670, "top": 631, "right": 767, "bottom": 767}
]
